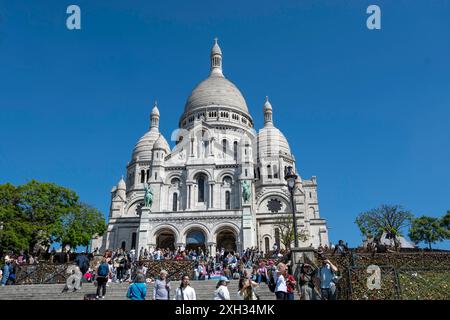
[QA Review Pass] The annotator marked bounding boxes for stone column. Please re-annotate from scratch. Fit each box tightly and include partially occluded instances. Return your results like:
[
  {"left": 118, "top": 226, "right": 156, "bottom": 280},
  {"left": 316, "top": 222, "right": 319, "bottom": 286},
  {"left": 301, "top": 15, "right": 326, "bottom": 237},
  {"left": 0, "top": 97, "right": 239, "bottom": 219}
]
[
  {"left": 208, "top": 182, "right": 215, "bottom": 209},
  {"left": 137, "top": 207, "right": 151, "bottom": 252},
  {"left": 290, "top": 247, "right": 317, "bottom": 279},
  {"left": 242, "top": 204, "right": 255, "bottom": 250},
  {"left": 207, "top": 242, "right": 216, "bottom": 256},
  {"left": 187, "top": 183, "right": 192, "bottom": 209}
]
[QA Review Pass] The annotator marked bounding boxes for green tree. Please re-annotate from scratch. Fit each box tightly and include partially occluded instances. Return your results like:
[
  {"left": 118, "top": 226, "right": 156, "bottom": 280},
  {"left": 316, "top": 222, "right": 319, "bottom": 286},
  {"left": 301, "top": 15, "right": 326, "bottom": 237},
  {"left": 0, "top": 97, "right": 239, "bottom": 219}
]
[
  {"left": 274, "top": 214, "right": 309, "bottom": 249},
  {"left": 0, "top": 180, "right": 106, "bottom": 254},
  {"left": 355, "top": 204, "right": 413, "bottom": 248},
  {"left": 18, "top": 180, "right": 79, "bottom": 253},
  {"left": 53, "top": 203, "right": 107, "bottom": 249},
  {"left": 0, "top": 183, "right": 31, "bottom": 253},
  {"left": 408, "top": 216, "right": 446, "bottom": 250}
]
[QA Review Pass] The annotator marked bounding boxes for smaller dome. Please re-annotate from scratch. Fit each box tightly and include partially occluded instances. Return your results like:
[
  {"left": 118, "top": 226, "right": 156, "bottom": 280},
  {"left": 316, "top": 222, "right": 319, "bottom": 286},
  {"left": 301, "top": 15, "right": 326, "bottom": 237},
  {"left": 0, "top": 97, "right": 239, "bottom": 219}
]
[
  {"left": 132, "top": 130, "right": 160, "bottom": 161},
  {"left": 257, "top": 126, "right": 292, "bottom": 158},
  {"left": 263, "top": 96, "right": 272, "bottom": 111},
  {"left": 132, "top": 131, "right": 170, "bottom": 161},
  {"left": 153, "top": 135, "right": 170, "bottom": 153},
  {"left": 117, "top": 177, "right": 126, "bottom": 190}
]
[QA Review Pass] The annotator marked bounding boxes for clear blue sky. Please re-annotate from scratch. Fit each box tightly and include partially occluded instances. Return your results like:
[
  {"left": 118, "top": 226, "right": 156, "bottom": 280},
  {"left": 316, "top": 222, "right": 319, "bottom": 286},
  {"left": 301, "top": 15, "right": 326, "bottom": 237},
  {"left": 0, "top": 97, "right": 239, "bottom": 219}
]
[{"left": 0, "top": 0, "right": 449, "bottom": 249}]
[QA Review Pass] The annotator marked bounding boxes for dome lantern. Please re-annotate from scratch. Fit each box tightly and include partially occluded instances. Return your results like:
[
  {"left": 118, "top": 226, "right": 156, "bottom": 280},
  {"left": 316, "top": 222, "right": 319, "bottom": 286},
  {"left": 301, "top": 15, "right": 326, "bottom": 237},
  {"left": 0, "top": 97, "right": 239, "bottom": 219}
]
[
  {"left": 150, "top": 100, "right": 160, "bottom": 131},
  {"left": 263, "top": 96, "right": 273, "bottom": 127},
  {"left": 210, "top": 37, "right": 223, "bottom": 77}
]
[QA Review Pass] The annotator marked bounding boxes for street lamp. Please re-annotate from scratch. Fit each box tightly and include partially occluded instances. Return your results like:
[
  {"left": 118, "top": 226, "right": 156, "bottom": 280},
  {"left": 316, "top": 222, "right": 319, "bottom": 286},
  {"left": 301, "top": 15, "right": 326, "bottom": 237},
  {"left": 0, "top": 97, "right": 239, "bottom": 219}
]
[{"left": 285, "top": 166, "right": 299, "bottom": 248}]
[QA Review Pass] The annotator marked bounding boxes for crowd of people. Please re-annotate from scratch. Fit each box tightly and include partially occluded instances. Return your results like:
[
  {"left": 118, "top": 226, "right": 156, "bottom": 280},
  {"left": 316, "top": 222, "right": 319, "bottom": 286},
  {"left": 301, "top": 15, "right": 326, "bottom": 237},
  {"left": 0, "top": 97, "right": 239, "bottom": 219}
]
[
  {"left": 77, "top": 245, "right": 340, "bottom": 300},
  {"left": 1, "top": 244, "right": 343, "bottom": 301},
  {"left": 0, "top": 251, "right": 41, "bottom": 286}
]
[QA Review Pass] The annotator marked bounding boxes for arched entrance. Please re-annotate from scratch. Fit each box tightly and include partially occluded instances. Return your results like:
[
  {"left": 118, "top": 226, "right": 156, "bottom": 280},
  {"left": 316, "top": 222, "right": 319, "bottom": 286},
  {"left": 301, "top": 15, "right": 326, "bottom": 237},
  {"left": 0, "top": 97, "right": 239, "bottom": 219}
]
[
  {"left": 186, "top": 229, "right": 206, "bottom": 252},
  {"left": 156, "top": 230, "right": 176, "bottom": 250},
  {"left": 216, "top": 229, "right": 237, "bottom": 253}
]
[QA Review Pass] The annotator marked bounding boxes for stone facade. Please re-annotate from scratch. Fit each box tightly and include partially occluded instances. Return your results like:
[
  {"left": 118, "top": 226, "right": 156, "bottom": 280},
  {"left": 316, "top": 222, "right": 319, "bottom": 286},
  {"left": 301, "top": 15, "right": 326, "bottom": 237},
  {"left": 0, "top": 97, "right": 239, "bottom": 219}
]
[{"left": 92, "top": 39, "right": 329, "bottom": 255}]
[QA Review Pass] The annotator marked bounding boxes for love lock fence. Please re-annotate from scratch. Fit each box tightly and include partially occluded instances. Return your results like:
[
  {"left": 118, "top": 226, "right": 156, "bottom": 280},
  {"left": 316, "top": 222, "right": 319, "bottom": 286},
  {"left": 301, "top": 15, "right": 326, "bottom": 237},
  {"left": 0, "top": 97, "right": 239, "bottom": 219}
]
[{"left": 314, "top": 251, "right": 450, "bottom": 300}]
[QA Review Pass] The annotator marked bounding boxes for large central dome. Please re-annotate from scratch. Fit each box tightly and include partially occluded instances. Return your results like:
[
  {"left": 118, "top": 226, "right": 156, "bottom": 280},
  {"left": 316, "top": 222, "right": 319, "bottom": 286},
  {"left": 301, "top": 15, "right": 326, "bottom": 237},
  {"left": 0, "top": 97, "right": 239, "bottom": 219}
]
[
  {"left": 184, "top": 74, "right": 249, "bottom": 113},
  {"left": 182, "top": 38, "right": 250, "bottom": 119}
]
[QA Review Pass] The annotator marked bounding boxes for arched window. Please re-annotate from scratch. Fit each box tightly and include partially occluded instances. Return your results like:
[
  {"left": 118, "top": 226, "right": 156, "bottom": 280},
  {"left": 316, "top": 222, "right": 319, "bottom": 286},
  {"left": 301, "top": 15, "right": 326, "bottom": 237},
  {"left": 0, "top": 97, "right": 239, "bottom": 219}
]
[
  {"left": 171, "top": 178, "right": 180, "bottom": 186},
  {"left": 222, "top": 139, "right": 227, "bottom": 154},
  {"left": 257, "top": 167, "right": 261, "bottom": 179},
  {"left": 233, "top": 141, "right": 238, "bottom": 160},
  {"left": 223, "top": 176, "right": 232, "bottom": 186},
  {"left": 265, "top": 237, "right": 270, "bottom": 253},
  {"left": 121, "top": 241, "right": 126, "bottom": 250},
  {"left": 173, "top": 193, "right": 178, "bottom": 211},
  {"left": 197, "top": 175, "right": 205, "bottom": 202},
  {"left": 267, "top": 165, "right": 272, "bottom": 179},
  {"left": 309, "top": 207, "right": 316, "bottom": 219},
  {"left": 273, "top": 165, "right": 278, "bottom": 178},
  {"left": 146, "top": 169, "right": 150, "bottom": 182},
  {"left": 141, "top": 170, "right": 145, "bottom": 183},
  {"left": 225, "top": 191, "right": 231, "bottom": 209}
]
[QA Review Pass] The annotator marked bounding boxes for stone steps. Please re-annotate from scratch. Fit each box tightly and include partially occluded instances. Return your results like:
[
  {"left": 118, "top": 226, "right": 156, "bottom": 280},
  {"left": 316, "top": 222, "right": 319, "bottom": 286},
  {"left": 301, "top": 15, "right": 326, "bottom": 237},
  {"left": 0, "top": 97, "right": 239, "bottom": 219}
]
[{"left": 0, "top": 281, "right": 276, "bottom": 300}]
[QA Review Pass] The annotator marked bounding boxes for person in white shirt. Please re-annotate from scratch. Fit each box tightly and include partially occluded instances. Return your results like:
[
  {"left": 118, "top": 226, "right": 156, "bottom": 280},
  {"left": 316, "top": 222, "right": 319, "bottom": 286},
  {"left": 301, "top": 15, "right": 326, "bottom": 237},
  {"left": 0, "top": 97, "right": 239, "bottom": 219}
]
[
  {"left": 174, "top": 275, "right": 196, "bottom": 300},
  {"left": 213, "top": 278, "right": 230, "bottom": 300},
  {"left": 274, "top": 263, "right": 288, "bottom": 300}
]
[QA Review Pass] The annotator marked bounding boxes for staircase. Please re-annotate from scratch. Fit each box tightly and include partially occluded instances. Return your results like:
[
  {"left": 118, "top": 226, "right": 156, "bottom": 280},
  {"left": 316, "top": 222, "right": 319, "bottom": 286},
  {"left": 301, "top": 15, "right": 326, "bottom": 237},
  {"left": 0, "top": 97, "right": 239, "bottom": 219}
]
[{"left": 0, "top": 280, "right": 276, "bottom": 300}]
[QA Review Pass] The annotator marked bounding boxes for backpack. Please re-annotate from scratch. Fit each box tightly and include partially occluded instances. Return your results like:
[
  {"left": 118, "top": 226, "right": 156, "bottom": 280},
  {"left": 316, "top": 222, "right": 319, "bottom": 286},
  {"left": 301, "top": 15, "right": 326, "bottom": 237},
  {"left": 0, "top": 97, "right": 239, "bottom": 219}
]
[{"left": 97, "top": 263, "right": 109, "bottom": 277}]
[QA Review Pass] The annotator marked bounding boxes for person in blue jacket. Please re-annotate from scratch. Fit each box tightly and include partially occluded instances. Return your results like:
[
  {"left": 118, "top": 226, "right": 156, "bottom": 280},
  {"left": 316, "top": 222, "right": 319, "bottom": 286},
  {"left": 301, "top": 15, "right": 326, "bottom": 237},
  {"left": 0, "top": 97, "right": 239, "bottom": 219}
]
[
  {"left": 1, "top": 258, "right": 11, "bottom": 286},
  {"left": 126, "top": 273, "right": 147, "bottom": 300}
]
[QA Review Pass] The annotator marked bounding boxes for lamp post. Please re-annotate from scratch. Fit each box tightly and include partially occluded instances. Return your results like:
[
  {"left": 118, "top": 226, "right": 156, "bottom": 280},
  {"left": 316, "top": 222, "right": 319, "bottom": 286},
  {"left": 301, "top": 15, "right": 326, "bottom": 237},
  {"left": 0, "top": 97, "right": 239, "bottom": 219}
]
[{"left": 285, "top": 166, "right": 299, "bottom": 248}]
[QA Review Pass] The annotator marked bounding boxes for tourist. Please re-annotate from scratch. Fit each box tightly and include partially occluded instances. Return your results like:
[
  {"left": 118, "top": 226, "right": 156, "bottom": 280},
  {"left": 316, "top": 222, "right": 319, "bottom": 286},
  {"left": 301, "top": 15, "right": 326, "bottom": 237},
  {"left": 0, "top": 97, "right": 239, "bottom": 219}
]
[
  {"left": 198, "top": 261, "right": 206, "bottom": 280},
  {"left": 74, "top": 253, "right": 90, "bottom": 276},
  {"left": 173, "top": 275, "right": 196, "bottom": 300},
  {"left": 257, "top": 261, "right": 269, "bottom": 284},
  {"left": 126, "top": 273, "right": 147, "bottom": 300},
  {"left": 298, "top": 263, "right": 318, "bottom": 300},
  {"left": 274, "top": 263, "right": 288, "bottom": 300},
  {"left": 7, "top": 259, "right": 16, "bottom": 285},
  {"left": 96, "top": 258, "right": 110, "bottom": 299},
  {"left": 84, "top": 268, "right": 93, "bottom": 282},
  {"left": 333, "top": 240, "right": 348, "bottom": 256},
  {"left": 286, "top": 269, "right": 297, "bottom": 300},
  {"left": 213, "top": 277, "right": 230, "bottom": 300},
  {"left": 153, "top": 270, "right": 171, "bottom": 300},
  {"left": 318, "top": 258, "right": 338, "bottom": 300},
  {"left": 223, "top": 266, "right": 232, "bottom": 280},
  {"left": 115, "top": 253, "right": 126, "bottom": 282},
  {"left": 236, "top": 278, "right": 258, "bottom": 300},
  {"left": 1, "top": 257, "right": 10, "bottom": 286}
]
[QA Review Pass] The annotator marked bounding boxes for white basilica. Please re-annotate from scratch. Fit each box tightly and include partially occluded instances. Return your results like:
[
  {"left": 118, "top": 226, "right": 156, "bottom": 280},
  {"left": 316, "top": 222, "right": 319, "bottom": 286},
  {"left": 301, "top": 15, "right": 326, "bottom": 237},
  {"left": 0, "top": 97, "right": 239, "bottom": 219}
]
[{"left": 94, "top": 39, "right": 329, "bottom": 255}]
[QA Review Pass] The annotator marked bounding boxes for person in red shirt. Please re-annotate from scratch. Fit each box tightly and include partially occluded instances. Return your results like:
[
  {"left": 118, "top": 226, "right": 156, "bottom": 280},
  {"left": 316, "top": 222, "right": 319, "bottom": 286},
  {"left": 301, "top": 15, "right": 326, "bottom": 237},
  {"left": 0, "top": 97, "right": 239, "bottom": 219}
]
[{"left": 286, "top": 272, "right": 297, "bottom": 300}]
